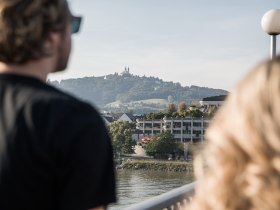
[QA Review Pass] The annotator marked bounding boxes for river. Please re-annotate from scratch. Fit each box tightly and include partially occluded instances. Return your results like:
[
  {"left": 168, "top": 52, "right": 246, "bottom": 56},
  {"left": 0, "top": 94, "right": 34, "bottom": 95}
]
[{"left": 108, "top": 169, "right": 194, "bottom": 210}]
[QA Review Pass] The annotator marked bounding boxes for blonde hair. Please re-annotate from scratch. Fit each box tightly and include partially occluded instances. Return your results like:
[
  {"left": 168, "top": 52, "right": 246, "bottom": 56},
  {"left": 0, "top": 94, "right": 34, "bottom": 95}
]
[
  {"left": 0, "top": 0, "right": 70, "bottom": 64},
  {"left": 188, "top": 57, "right": 280, "bottom": 210}
]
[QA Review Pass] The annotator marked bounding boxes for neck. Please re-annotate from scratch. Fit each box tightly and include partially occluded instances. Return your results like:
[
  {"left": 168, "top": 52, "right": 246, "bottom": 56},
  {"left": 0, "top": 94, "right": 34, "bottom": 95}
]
[{"left": 0, "top": 58, "right": 56, "bottom": 82}]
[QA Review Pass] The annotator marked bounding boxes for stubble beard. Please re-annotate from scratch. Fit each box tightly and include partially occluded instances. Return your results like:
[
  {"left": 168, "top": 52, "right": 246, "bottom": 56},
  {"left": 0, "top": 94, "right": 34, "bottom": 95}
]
[{"left": 53, "top": 31, "right": 72, "bottom": 73}]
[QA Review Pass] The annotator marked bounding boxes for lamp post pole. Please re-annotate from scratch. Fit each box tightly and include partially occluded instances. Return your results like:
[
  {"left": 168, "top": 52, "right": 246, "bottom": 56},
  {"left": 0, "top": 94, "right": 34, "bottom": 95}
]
[
  {"left": 271, "top": 35, "right": 277, "bottom": 59},
  {"left": 261, "top": 9, "right": 280, "bottom": 60}
]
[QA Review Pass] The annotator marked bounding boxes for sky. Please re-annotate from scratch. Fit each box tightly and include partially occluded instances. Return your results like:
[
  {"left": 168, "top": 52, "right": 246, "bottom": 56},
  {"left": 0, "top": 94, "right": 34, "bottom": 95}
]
[{"left": 48, "top": 0, "right": 280, "bottom": 91}]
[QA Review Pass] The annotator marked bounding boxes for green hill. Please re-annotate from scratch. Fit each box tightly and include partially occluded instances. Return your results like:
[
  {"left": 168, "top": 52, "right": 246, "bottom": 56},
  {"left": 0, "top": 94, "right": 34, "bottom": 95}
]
[{"left": 50, "top": 72, "right": 227, "bottom": 111}]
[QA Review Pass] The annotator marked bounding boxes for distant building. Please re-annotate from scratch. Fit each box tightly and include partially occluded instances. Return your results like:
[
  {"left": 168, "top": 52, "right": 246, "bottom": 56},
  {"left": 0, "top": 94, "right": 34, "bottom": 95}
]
[
  {"left": 109, "top": 113, "right": 124, "bottom": 121},
  {"left": 121, "top": 67, "right": 131, "bottom": 77},
  {"left": 102, "top": 112, "right": 141, "bottom": 141},
  {"left": 200, "top": 95, "right": 227, "bottom": 108},
  {"left": 136, "top": 117, "right": 210, "bottom": 143},
  {"left": 101, "top": 112, "right": 139, "bottom": 124},
  {"left": 118, "top": 113, "right": 137, "bottom": 122},
  {"left": 102, "top": 115, "right": 114, "bottom": 125}
]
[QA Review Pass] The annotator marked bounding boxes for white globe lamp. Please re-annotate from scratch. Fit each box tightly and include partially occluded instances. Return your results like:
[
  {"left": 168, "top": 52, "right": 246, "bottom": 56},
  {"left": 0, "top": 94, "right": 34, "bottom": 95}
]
[{"left": 261, "top": 9, "right": 280, "bottom": 59}]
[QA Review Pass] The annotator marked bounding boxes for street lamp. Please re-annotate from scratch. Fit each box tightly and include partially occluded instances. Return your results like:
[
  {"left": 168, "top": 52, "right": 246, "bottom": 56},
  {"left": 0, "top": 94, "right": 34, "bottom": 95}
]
[{"left": 261, "top": 9, "right": 280, "bottom": 59}]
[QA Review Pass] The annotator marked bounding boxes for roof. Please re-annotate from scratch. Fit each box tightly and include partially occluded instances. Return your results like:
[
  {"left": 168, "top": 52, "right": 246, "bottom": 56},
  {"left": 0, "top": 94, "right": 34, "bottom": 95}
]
[
  {"left": 110, "top": 113, "right": 124, "bottom": 120},
  {"left": 202, "top": 95, "right": 227, "bottom": 102},
  {"left": 124, "top": 113, "right": 137, "bottom": 121},
  {"left": 103, "top": 116, "right": 114, "bottom": 123}
]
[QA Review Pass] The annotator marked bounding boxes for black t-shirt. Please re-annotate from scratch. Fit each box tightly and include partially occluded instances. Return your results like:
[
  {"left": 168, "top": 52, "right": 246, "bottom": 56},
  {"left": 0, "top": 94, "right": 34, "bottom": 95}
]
[{"left": 0, "top": 74, "right": 116, "bottom": 210}]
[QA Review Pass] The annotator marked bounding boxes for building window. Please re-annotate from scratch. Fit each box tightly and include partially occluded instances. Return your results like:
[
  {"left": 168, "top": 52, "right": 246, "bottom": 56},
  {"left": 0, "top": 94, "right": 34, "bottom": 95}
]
[
  {"left": 153, "top": 123, "right": 161, "bottom": 128},
  {"left": 165, "top": 122, "right": 172, "bottom": 128},
  {"left": 193, "top": 130, "right": 201, "bottom": 135},
  {"left": 173, "top": 130, "right": 181, "bottom": 134},
  {"left": 183, "top": 130, "right": 191, "bottom": 134},
  {"left": 145, "top": 123, "right": 152, "bottom": 128},
  {"left": 183, "top": 122, "right": 191, "bottom": 127},
  {"left": 173, "top": 122, "right": 181, "bottom": 128},
  {"left": 193, "top": 122, "right": 202, "bottom": 127}
]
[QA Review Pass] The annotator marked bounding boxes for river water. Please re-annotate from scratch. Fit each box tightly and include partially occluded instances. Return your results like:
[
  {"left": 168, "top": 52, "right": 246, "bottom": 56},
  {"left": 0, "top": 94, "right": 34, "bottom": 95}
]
[{"left": 108, "top": 170, "right": 194, "bottom": 210}]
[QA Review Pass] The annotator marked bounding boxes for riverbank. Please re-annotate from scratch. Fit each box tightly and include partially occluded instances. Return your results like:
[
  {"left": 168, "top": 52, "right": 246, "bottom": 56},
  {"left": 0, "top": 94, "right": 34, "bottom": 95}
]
[{"left": 117, "top": 159, "right": 193, "bottom": 172}]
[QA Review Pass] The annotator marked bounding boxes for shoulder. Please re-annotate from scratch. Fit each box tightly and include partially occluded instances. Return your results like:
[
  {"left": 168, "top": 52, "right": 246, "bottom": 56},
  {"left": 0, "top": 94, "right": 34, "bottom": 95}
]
[
  {"left": 28, "top": 83, "right": 106, "bottom": 136},
  {"left": 34, "top": 83, "right": 100, "bottom": 118}
]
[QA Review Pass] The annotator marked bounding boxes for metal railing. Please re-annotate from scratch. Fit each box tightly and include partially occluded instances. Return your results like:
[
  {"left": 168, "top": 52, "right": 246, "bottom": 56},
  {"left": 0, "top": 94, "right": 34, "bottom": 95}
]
[{"left": 123, "top": 182, "right": 195, "bottom": 210}]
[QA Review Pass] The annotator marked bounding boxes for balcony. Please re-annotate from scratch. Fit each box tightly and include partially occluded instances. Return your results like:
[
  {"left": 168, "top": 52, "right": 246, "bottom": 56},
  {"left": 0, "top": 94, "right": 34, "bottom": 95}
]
[
  {"left": 163, "top": 126, "right": 171, "bottom": 130},
  {"left": 174, "top": 134, "right": 192, "bottom": 139},
  {"left": 143, "top": 127, "right": 153, "bottom": 130},
  {"left": 136, "top": 126, "right": 144, "bottom": 130},
  {"left": 192, "top": 126, "right": 202, "bottom": 130}
]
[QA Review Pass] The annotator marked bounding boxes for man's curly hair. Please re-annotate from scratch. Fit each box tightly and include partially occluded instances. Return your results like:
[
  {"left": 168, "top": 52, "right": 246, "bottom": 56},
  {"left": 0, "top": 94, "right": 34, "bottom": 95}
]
[{"left": 0, "top": 0, "right": 70, "bottom": 64}]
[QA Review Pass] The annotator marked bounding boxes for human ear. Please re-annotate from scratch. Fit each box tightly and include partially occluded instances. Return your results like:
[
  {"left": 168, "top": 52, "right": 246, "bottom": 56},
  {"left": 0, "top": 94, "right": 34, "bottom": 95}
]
[{"left": 43, "top": 32, "right": 61, "bottom": 56}]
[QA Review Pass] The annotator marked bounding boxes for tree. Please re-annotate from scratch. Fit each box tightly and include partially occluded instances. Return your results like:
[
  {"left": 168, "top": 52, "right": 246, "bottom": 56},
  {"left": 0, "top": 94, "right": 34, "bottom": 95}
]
[
  {"left": 172, "top": 111, "right": 179, "bottom": 118},
  {"left": 154, "top": 112, "right": 165, "bottom": 119},
  {"left": 145, "top": 131, "right": 178, "bottom": 159},
  {"left": 205, "top": 105, "right": 218, "bottom": 118},
  {"left": 167, "top": 95, "right": 174, "bottom": 103},
  {"left": 145, "top": 112, "right": 155, "bottom": 120},
  {"left": 166, "top": 103, "right": 176, "bottom": 114},
  {"left": 176, "top": 142, "right": 203, "bottom": 160},
  {"left": 108, "top": 121, "right": 136, "bottom": 154},
  {"left": 145, "top": 112, "right": 165, "bottom": 120},
  {"left": 178, "top": 101, "right": 187, "bottom": 112},
  {"left": 188, "top": 109, "right": 203, "bottom": 117}
]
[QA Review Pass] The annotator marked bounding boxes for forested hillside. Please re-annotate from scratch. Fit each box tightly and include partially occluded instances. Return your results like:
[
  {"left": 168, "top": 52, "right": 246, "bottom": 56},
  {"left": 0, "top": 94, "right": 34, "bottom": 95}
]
[{"left": 50, "top": 71, "right": 227, "bottom": 108}]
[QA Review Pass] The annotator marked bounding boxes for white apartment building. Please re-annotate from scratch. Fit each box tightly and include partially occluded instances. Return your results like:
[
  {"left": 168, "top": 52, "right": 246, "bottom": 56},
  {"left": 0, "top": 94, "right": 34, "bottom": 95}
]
[
  {"left": 199, "top": 95, "right": 226, "bottom": 111},
  {"left": 136, "top": 116, "right": 211, "bottom": 143}
]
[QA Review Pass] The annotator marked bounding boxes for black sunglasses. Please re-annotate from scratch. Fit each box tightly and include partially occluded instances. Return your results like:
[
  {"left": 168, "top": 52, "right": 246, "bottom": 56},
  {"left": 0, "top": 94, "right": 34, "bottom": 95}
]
[{"left": 71, "top": 15, "right": 82, "bottom": 34}]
